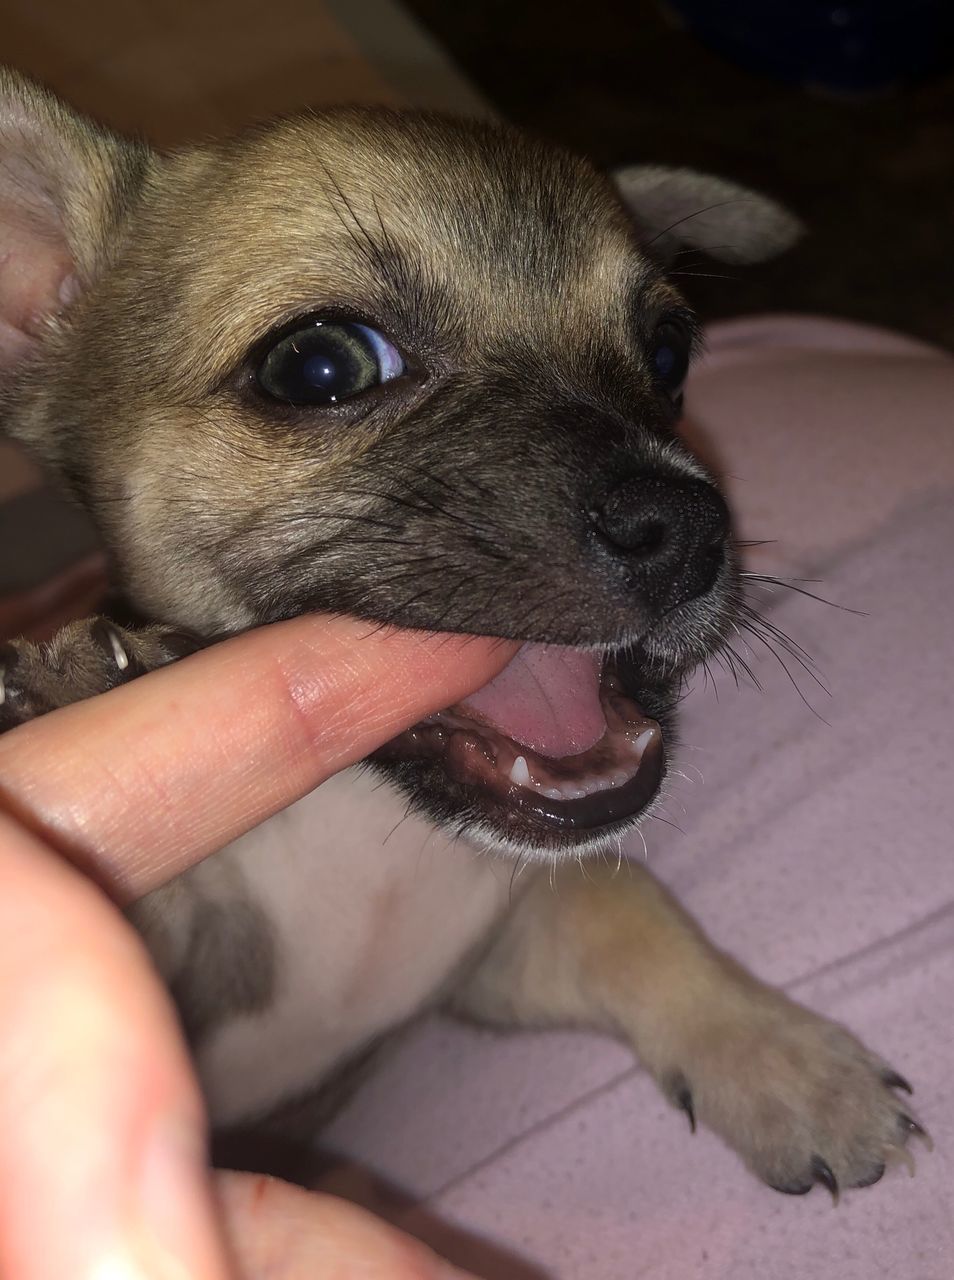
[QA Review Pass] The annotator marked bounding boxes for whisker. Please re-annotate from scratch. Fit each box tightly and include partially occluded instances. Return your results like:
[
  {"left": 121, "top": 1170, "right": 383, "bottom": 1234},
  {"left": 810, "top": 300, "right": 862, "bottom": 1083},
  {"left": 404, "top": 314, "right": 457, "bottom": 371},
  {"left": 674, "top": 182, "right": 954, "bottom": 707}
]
[
  {"left": 649, "top": 813, "right": 685, "bottom": 835},
  {"left": 633, "top": 824, "right": 649, "bottom": 861},
  {"left": 739, "top": 611, "right": 830, "bottom": 695},
  {"left": 667, "top": 269, "right": 736, "bottom": 282},
  {"left": 509, "top": 852, "right": 529, "bottom": 902},
  {"left": 738, "top": 603, "right": 819, "bottom": 668},
  {"left": 645, "top": 198, "right": 760, "bottom": 251},
  {"left": 720, "top": 641, "right": 764, "bottom": 693},
  {"left": 740, "top": 573, "right": 867, "bottom": 616},
  {"left": 738, "top": 624, "right": 832, "bottom": 720}
]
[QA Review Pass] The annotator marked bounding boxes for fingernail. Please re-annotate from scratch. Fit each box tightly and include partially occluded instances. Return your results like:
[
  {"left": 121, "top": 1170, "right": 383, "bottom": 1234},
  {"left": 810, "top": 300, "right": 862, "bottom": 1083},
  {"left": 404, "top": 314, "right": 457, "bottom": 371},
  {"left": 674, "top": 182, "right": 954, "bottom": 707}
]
[{"left": 133, "top": 1115, "right": 224, "bottom": 1279}]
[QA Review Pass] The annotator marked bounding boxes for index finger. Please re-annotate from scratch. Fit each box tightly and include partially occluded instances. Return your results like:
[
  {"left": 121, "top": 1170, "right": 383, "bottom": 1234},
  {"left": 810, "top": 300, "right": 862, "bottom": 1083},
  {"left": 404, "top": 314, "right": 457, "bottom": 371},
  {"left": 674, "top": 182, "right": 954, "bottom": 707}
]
[{"left": 0, "top": 617, "right": 516, "bottom": 902}]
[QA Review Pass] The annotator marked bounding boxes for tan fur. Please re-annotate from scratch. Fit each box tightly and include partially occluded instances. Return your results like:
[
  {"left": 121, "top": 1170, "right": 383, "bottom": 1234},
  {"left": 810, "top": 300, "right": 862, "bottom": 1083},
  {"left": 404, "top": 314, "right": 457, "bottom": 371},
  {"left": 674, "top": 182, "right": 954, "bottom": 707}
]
[
  {"left": 0, "top": 68, "right": 917, "bottom": 1201},
  {"left": 455, "top": 863, "right": 912, "bottom": 1190}
]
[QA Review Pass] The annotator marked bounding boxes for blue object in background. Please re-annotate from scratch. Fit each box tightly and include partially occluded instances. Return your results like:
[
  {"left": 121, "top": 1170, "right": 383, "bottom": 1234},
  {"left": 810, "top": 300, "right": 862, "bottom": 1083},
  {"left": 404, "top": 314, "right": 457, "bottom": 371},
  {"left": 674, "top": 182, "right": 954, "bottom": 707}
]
[{"left": 661, "top": 1, "right": 954, "bottom": 93}]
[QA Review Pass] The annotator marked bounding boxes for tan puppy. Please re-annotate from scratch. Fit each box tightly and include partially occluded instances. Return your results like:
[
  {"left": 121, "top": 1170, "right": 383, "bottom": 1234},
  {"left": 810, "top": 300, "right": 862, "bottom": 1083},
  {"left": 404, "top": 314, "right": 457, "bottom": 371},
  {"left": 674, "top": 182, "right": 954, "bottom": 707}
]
[{"left": 0, "top": 68, "right": 923, "bottom": 1198}]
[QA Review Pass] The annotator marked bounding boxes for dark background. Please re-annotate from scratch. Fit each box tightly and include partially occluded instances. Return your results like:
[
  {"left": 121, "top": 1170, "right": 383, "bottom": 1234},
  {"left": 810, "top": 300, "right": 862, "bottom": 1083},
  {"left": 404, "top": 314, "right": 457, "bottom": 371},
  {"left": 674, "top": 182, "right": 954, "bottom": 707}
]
[
  {"left": 3, "top": 0, "right": 953, "bottom": 347},
  {"left": 407, "top": 0, "right": 954, "bottom": 348}
]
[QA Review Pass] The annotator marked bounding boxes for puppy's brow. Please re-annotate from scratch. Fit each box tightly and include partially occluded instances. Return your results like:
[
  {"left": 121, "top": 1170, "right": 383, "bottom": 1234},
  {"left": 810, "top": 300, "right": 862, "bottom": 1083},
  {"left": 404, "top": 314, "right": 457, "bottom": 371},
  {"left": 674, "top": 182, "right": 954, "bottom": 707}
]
[
  {"left": 277, "top": 165, "right": 460, "bottom": 344},
  {"left": 315, "top": 158, "right": 391, "bottom": 274},
  {"left": 374, "top": 251, "right": 460, "bottom": 340},
  {"left": 624, "top": 272, "right": 683, "bottom": 325}
]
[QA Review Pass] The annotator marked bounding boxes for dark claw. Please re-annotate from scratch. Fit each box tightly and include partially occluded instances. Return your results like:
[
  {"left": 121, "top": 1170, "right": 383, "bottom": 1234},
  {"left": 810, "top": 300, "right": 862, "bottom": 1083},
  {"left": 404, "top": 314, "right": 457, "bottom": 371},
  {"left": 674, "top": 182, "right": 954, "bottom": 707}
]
[
  {"left": 677, "top": 1086, "right": 696, "bottom": 1134},
  {"left": 811, "top": 1155, "right": 839, "bottom": 1202},
  {"left": 667, "top": 1072, "right": 695, "bottom": 1134},
  {"left": 852, "top": 1162, "right": 885, "bottom": 1189},
  {"left": 883, "top": 1070, "right": 913, "bottom": 1096}
]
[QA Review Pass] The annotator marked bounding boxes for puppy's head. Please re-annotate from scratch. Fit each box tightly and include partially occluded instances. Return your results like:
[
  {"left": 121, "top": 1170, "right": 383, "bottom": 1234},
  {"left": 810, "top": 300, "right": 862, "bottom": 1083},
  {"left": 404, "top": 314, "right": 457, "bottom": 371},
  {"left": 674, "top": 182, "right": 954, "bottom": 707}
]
[{"left": 0, "top": 70, "right": 799, "bottom": 857}]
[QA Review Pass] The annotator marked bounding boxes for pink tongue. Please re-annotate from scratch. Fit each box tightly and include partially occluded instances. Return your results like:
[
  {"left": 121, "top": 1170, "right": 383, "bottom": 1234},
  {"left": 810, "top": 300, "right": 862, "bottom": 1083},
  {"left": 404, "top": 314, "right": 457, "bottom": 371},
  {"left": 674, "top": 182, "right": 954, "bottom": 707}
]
[{"left": 458, "top": 643, "right": 606, "bottom": 759}]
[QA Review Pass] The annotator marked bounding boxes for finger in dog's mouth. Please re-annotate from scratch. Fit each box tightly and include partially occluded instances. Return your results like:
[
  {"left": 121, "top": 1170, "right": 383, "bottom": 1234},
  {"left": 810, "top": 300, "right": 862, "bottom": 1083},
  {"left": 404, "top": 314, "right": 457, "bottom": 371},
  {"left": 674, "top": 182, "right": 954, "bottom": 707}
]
[{"left": 376, "top": 643, "right": 664, "bottom": 832}]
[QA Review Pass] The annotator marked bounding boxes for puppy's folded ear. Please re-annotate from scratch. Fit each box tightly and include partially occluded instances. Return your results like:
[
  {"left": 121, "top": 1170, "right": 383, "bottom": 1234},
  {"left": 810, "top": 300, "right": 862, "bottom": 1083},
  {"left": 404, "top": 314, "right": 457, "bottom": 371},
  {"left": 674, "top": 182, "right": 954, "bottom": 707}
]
[
  {"left": 0, "top": 68, "right": 147, "bottom": 373},
  {"left": 614, "top": 165, "right": 802, "bottom": 266}
]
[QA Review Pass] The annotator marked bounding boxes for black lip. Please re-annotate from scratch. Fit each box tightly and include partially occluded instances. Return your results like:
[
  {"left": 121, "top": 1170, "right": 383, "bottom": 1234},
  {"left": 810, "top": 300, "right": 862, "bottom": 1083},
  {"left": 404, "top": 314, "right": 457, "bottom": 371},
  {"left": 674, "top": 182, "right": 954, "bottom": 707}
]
[
  {"left": 371, "top": 652, "right": 674, "bottom": 843},
  {"left": 467, "top": 734, "right": 665, "bottom": 833}
]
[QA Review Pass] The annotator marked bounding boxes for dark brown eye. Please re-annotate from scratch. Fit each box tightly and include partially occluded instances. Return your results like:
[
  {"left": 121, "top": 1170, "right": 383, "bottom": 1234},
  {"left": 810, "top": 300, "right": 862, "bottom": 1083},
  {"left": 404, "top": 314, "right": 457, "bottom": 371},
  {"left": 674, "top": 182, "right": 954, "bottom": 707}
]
[
  {"left": 651, "top": 321, "right": 691, "bottom": 397},
  {"left": 257, "top": 319, "right": 405, "bottom": 405}
]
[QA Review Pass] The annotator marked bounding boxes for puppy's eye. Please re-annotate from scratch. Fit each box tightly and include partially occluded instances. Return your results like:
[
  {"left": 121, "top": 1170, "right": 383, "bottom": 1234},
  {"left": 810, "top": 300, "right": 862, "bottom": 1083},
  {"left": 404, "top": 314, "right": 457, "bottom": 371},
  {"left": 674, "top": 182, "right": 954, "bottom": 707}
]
[
  {"left": 650, "top": 321, "right": 691, "bottom": 398},
  {"left": 257, "top": 320, "right": 405, "bottom": 405}
]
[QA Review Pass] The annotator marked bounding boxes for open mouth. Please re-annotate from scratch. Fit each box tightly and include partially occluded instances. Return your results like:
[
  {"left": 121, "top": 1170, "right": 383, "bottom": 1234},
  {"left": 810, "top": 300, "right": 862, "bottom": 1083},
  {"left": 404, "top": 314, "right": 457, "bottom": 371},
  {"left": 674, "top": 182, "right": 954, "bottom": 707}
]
[{"left": 377, "top": 644, "right": 664, "bottom": 833}]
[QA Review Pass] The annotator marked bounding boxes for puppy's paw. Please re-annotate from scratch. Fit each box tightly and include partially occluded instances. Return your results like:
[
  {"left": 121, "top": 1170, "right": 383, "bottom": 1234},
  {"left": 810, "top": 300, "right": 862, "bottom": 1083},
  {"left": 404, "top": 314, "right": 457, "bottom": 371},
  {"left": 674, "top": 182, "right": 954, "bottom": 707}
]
[
  {"left": 660, "top": 982, "right": 927, "bottom": 1199},
  {"left": 0, "top": 618, "right": 204, "bottom": 731}
]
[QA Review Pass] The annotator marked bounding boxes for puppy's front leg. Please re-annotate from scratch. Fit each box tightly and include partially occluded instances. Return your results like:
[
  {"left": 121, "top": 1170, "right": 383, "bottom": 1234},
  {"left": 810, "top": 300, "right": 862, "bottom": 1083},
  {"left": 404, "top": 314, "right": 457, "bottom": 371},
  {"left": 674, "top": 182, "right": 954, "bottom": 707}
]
[
  {"left": 452, "top": 861, "right": 923, "bottom": 1196},
  {"left": 0, "top": 618, "right": 203, "bottom": 731}
]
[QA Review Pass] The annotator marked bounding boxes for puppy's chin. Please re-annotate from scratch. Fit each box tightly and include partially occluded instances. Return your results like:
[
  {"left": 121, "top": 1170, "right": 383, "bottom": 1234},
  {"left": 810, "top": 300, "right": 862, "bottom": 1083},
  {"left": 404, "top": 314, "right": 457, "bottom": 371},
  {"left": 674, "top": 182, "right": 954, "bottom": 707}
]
[{"left": 369, "top": 642, "right": 681, "bottom": 862}]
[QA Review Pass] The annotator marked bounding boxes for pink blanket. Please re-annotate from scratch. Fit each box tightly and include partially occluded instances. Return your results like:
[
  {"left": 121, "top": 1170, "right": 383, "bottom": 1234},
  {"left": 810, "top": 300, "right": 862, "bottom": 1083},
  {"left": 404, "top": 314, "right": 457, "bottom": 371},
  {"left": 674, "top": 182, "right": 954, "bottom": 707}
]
[{"left": 322, "top": 316, "right": 954, "bottom": 1278}]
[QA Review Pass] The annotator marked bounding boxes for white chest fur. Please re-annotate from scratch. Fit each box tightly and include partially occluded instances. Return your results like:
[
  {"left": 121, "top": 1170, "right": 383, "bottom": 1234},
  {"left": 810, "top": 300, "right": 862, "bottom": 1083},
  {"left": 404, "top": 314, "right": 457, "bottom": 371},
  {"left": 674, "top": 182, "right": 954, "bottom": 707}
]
[{"left": 167, "top": 767, "right": 513, "bottom": 1127}]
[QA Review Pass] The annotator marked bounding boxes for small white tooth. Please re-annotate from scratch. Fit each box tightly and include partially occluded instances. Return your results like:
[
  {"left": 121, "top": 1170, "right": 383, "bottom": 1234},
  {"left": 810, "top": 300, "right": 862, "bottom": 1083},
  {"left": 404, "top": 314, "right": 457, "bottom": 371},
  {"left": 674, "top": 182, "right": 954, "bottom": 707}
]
[
  {"left": 612, "top": 771, "right": 632, "bottom": 788},
  {"left": 509, "top": 755, "right": 532, "bottom": 787},
  {"left": 544, "top": 787, "right": 563, "bottom": 801},
  {"left": 634, "top": 728, "right": 656, "bottom": 753},
  {"left": 564, "top": 786, "right": 586, "bottom": 800}
]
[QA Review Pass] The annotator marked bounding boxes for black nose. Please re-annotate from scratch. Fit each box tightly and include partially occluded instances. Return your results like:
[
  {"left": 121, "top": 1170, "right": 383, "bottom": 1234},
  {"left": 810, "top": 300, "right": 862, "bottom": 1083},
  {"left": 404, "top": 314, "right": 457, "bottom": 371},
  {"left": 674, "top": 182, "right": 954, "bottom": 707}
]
[{"left": 591, "top": 474, "right": 730, "bottom": 608}]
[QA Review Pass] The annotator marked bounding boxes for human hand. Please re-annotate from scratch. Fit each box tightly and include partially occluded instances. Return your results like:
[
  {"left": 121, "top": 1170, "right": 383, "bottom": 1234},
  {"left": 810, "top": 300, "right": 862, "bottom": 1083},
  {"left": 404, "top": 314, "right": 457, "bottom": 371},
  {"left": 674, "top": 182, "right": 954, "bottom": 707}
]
[{"left": 0, "top": 613, "right": 515, "bottom": 1278}]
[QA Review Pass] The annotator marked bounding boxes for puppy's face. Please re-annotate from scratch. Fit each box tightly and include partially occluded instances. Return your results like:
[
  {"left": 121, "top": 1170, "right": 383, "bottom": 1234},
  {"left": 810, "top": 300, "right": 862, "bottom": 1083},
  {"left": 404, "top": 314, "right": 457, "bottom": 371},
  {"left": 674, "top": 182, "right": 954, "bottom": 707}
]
[{"left": 0, "top": 78, "right": 798, "bottom": 857}]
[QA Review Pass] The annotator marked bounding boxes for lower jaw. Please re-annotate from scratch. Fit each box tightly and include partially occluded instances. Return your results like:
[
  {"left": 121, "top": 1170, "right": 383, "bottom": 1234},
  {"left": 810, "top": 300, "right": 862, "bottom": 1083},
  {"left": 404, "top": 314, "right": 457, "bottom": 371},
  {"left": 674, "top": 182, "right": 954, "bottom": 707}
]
[
  {"left": 374, "top": 668, "right": 666, "bottom": 838},
  {"left": 454, "top": 740, "right": 665, "bottom": 838}
]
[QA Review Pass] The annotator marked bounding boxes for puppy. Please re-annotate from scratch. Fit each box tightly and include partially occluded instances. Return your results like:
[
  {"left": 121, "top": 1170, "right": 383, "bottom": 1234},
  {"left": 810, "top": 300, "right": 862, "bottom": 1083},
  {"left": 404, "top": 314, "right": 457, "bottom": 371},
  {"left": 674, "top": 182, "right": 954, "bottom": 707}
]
[{"left": 0, "top": 68, "right": 922, "bottom": 1199}]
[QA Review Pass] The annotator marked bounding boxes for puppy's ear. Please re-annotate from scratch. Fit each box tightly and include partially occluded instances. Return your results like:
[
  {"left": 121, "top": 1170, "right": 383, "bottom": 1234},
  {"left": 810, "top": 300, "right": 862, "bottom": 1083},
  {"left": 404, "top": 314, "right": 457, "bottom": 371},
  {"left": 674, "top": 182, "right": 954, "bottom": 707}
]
[
  {"left": 614, "top": 165, "right": 802, "bottom": 266},
  {"left": 0, "top": 68, "right": 148, "bottom": 373}
]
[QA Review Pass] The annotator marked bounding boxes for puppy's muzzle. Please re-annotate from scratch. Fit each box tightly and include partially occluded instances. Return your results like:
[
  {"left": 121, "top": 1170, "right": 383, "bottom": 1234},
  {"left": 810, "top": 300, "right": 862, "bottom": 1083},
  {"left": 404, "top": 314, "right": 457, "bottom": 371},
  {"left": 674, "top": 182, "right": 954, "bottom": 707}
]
[{"left": 592, "top": 475, "right": 731, "bottom": 610}]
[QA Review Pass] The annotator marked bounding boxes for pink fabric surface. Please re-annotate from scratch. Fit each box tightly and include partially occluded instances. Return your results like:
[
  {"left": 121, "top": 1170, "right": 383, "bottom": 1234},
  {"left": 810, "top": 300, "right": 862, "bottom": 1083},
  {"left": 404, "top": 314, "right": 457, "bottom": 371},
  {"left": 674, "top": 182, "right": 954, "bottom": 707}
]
[{"left": 325, "top": 315, "right": 954, "bottom": 1278}]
